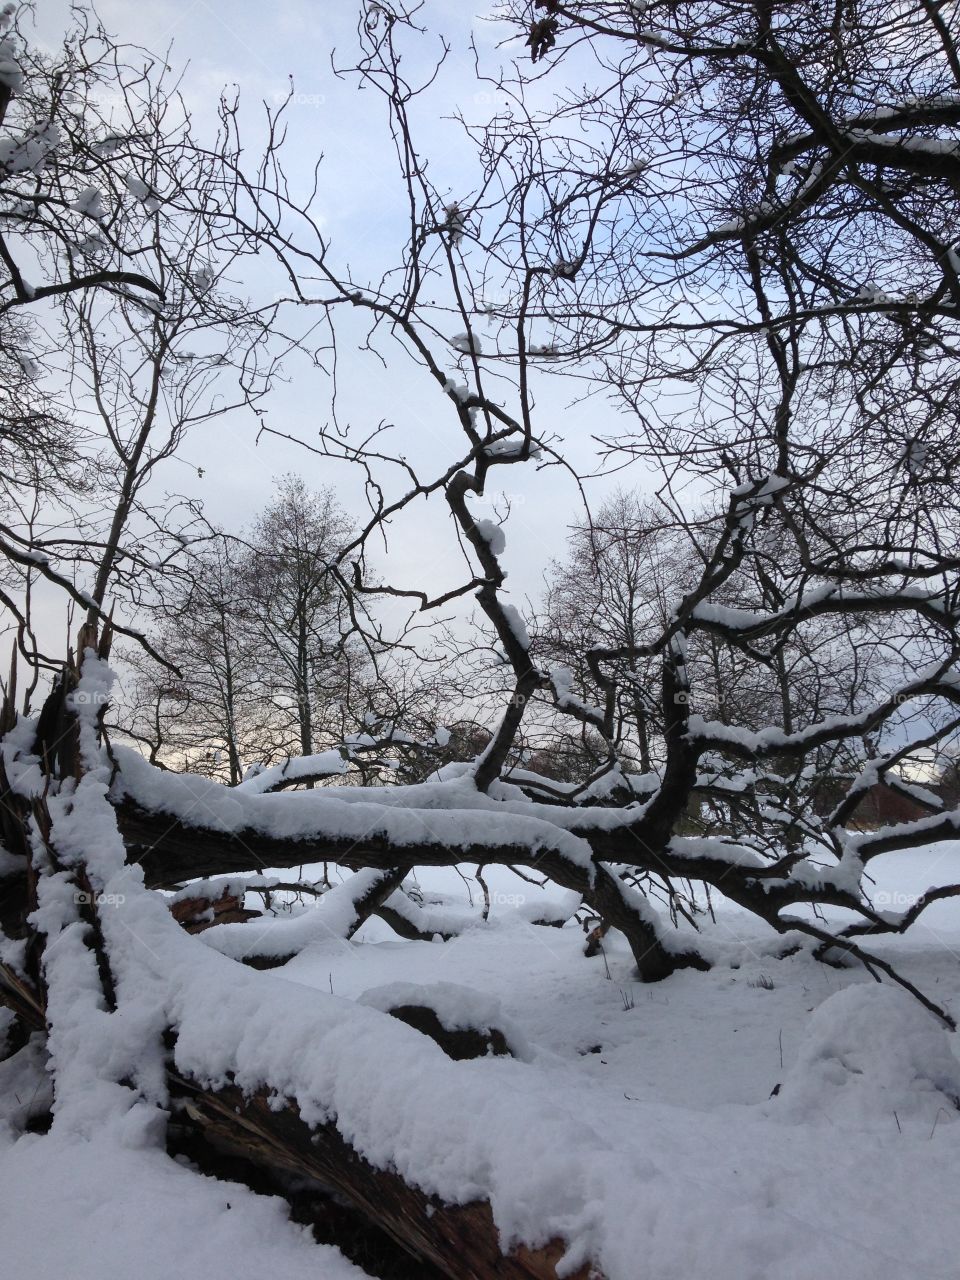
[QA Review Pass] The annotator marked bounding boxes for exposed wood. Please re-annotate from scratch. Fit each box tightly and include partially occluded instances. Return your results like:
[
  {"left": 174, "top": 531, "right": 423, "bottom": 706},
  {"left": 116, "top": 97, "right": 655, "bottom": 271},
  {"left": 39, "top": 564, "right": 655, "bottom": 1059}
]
[
  {"left": 383, "top": 1004, "right": 515, "bottom": 1061},
  {"left": 171, "top": 888, "right": 262, "bottom": 933},
  {"left": 170, "top": 1073, "right": 601, "bottom": 1280},
  {"left": 375, "top": 902, "right": 461, "bottom": 942}
]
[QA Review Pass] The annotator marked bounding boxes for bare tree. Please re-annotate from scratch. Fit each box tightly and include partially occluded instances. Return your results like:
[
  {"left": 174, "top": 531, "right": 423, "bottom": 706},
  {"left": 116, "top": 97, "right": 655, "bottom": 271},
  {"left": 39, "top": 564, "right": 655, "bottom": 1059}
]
[
  {"left": 121, "top": 537, "right": 278, "bottom": 784},
  {"left": 0, "top": 7, "right": 289, "bottom": 661},
  {"left": 6, "top": 6, "right": 960, "bottom": 1276},
  {"left": 243, "top": 475, "right": 366, "bottom": 762},
  {"left": 538, "top": 490, "right": 679, "bottom": 772}
]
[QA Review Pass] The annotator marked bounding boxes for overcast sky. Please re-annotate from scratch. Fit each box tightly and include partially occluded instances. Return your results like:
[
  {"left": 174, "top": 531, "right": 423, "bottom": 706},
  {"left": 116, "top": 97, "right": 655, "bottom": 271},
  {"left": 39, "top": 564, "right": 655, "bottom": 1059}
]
[{"left": 31, "top": 1, "right": 657, "bottom": 643}]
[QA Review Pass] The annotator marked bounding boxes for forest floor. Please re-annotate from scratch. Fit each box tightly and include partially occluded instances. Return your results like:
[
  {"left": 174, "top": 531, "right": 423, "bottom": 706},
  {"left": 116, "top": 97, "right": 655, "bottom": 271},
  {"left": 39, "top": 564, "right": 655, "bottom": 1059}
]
[{"left": 3, "top": 846, "right": 960, "bottom": 1280}]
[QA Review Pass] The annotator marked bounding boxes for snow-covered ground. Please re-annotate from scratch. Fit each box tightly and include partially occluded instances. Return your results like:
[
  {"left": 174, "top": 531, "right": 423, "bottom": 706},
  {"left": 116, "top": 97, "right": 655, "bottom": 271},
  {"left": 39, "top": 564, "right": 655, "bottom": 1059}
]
[{"left": 4, "top": 847, "right": 960, "bottom": 1280}]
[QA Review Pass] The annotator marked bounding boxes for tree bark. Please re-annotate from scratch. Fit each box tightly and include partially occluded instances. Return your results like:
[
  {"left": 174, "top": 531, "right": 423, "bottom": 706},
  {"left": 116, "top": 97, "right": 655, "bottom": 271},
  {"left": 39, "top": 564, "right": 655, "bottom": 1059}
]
[{"left": 171, "top": 1074, "right": 599, "bottom": 1280}]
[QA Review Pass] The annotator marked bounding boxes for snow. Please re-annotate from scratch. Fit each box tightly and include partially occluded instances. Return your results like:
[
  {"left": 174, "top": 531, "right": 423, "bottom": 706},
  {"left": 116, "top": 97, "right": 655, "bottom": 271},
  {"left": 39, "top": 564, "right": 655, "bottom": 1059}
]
[
  {"left": 121, "top": 174, "right": 161, "bottom": 213},
  {"left": 0, "top": 33, "right": 21, "bottom": 91},
  {"left": 473, "top": 516, "right": 506, "bottom": 555},
  {"left": 0, "top": 123, "right": 61, "bottom": 176},
  {"left": 10, "top": 659, "right": 960, "bottom": 1279},
  {"left": 235, "top": 749, "right": 349, "bottom": 793},
  {"left": 550, "top": 664, "right": 604, "bottom": 721},
  {"left": 200, "top": 868, "right": 394, "bottom": 960},
  {"left": 442, "top": 376, "right": 471, "bottom": 403},
  {"left": 192, "top": 265, "right": 215, "bottom": 292},
  {"left": 501, "top": 602, "right": 530, "bottom": 649},
  {"left": 668, "top": 834, "right": 764, "bottom": 867},
  {"left": 442, "top": 202, "right": 465, "bottom": 244},
  {"left": 286, "top": 882, "right": 960, "bottom": 1280},
  {"left": 848, "top": 129, "right": 960, "bottom": 155},
  {"left": 168, "top": 873, "right": 280, "bottom": 904},
  {"left": 9, "top": 762, "right": 960, "bottom": 1278},
  {"left": 71, "top": 186, "right": 107, "bottom": 220},
  {"left": 111, "top": 742, "right": 598, "bottom": 871},
  {"left": 904, "top": 437, "right": 928, "bottom": 475},
  {"left": 730, "top": 472, "right": 791, "bottom": 501},
  {"left": 483, "top": 435, "right": 542, "bottom": 459},
  {"left": 450, "top": 330, "right": 481, "bottom": 355},
  {"left": 357, "top": 979, "right": 533, "bottom": 1060},
  {"left": 772, "top": 983, "right": 960, "bottom": 1127},
  {"left": 0, "top": 1128, "right": 370, "bottom": 1280},
  {"left": 378, "top": 885, "right": 478, "bottom": 937},
  {"left": 92, "top": 132, "right": 126, "bottom": 157}
]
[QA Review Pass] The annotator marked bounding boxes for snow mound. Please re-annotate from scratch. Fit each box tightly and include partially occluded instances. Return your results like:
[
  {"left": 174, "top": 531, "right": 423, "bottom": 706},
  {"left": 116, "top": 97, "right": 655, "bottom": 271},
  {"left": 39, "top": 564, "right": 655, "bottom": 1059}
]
[
  {"left": 0, "top": 1126, "right": 370, "bottom": 1280},
  {"left": 773, "top": 983, "right": 960, "bottom": 1128}
]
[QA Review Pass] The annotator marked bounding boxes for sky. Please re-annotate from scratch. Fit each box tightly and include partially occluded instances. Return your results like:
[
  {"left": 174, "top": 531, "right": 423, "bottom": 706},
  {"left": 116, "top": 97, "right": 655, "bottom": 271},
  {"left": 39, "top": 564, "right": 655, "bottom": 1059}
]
[
  {"left": 23, "top": 0, "right": 659, "bottom": 649},
  {"left": 10, "top": 2, "right": 945, "bottom": 762}
]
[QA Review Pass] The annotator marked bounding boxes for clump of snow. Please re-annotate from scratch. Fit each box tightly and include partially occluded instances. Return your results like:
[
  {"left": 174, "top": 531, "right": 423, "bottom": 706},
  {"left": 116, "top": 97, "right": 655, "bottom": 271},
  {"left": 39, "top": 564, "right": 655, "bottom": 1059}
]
[
  {"left": 730, "top": 472, "right": 791, "bottom": 504},
  {"left": 903, "top": 437, "right": 927, "bottom": 475},
  {"left": 92, "top": 131, "right": 126, "bottom": 157},
  {"left": 473, "top": 517, "right": 505, "bottom": 556},
  {"left": 450, "top": 331, "right": 481, "bottom": 355},
  {"left": 0, "top": 31, "right": 22, "bottom": 92},
  {"left": 235, "top": 749, "right": 348, "bottom": 794},
  {"left": 442, "top": 201, "right": 465, "bottom": 244},
  {"left": 123, "top": 174, "right": 161, "bottom": 213},
  {"left": 167, "top": 874, "right": 281, "bottom": 906},
  {"left": 484, "top": 436, "right": 541, "bottom": 459},
  {"left": 501, "top": 603, "right": 529, "bottom": 650},
  {"left": 771, "top": 983, "right": 960, "bottom": 1128},
  {"left": 375, "top": 887, "right": 479, "bottom": 939},
  {"left": 71, "top": 186, "right": 107, "bottom": 220},
  {"left": 0, "top": 122, "right": 61, "bottom": 176},
  {"left": 549, "top": 665, "right": 604, "bottom": 721},
  {"left": 124, "top": 174, "right": 150, "bottom": 200},
  {"left": 853, "top": 282, "right": 892, "bottom": 304},
  {"left": 66, "top": 651, "right": 114, "bottom": 768},
  {"left": 192, "top": 265, "right": 215, "bottom": 293},
  {"left": 442, "top": 376, "right": 471, "bottom": 404}
]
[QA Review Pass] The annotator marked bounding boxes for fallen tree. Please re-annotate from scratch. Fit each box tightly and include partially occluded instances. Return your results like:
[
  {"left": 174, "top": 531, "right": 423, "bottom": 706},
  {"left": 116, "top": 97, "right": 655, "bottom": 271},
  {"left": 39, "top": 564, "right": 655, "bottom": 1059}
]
[
  {"left": 4, "top": 2, "right": 960, "bottom": 1275},
  {"left": 1, "top": 649, "right": 610, "bottom": 1278}
]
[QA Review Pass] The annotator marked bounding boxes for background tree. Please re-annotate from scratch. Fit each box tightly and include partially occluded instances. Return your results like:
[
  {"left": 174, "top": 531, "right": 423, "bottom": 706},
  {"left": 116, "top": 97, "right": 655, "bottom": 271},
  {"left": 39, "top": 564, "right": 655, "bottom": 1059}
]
[
  {"left": 122, "top": 537, "right": 278, "bottom": 783},
  {"left": 0, "top": 7, "right": 292, "bottom": 666},
  {"left": 243, "top": 475, "right": 367, "bottom": 762},
  {"left": 538, "top": 490, "right": 678, "bottom": 773}
]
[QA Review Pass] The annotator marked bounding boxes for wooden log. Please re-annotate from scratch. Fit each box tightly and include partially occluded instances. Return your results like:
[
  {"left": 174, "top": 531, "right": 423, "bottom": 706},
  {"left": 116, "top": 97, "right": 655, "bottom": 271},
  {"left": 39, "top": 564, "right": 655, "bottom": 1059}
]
[
  {"left": 171, "top": 1073, "right": 601, "bottom": 1280},
  {"left": 383, "top": 1004, "right": 514, "bottom": 1061},
  {"left": 170, "top": 888, "right": 261, "bottom": 933}
]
